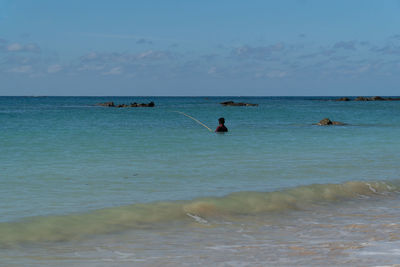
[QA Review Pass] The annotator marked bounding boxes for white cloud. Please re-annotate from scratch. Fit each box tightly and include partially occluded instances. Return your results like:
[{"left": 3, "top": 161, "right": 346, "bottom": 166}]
[
  {"left": 137, "top": 50, "right": 165, "bottom": 59},
  {"left": 233, "top": 43, "right": 285, "bottom": 60},
  {"left": 102, "top": 67, "right": 122, "bottom": 75},
  {"left": 267, "top": 70, "right": 287, "bottom": 78},
  {"left": 7, "top": 43, "right": 23, "bottom": 51},
  {"left": 6, "top": 42, "right": 40, "bottom": 53},
  {"left": 9, "top": 65, "right": 32, "bottom": 73},
  {"left": 83, "top": 52, "right": 98, "bottom": 60},
  {"left": 208, "top": 66, "right": 217, "bottom": 74},
  {"left": 24, "top": 43, "right": 40, "bottom": 52},
  {"left": 47, "top": 64, "right": 62, "bottom": 73}
]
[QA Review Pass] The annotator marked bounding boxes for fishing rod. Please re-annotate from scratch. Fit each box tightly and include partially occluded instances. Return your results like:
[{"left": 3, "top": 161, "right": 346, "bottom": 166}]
[{"left": 172, "top": 111, "right": 212, "bottom": 132}]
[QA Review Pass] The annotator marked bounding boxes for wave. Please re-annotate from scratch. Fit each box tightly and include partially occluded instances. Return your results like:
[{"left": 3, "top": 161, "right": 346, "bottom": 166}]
[{"left": 0, "top": 180, "right": 398, "bottom": 246}]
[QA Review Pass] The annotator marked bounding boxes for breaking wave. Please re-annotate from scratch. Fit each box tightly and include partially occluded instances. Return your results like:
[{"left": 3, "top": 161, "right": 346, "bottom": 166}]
[{"left": 0, "top": 180, "right": 398, "bottom": 246}]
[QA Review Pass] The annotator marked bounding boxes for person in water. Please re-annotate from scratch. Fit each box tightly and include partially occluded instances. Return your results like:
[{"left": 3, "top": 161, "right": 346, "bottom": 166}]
[{"left": 215, "top": 117, "right": 228, "bottom": 132}]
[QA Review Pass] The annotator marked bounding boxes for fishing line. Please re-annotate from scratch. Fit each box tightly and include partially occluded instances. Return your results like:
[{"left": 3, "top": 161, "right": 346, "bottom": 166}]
[{"left": 172, "top": 111, "right": 212, "bottom": 132}]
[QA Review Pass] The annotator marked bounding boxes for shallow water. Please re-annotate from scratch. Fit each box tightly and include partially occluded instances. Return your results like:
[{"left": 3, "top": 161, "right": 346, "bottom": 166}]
[
  {"left": 1, "top": 96, "right": 400, "bottom": 265},
  {"left": 2, "top": 191, "right": 400, "bottom": 266}
]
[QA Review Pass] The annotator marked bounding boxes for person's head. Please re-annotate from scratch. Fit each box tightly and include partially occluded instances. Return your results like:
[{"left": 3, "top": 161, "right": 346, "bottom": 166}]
[{"left": 218, "top": 117, "right": 225, "bottom": 125}]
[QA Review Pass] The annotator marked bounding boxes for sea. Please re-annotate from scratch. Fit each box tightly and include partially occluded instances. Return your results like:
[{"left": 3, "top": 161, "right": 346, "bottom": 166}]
[{"left": 1, "top": 96, "right": 400, "bottom": 266}]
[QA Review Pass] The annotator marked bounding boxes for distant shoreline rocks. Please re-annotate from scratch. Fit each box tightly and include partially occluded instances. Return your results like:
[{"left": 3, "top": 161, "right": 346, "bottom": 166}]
[
  {"left": 334, "top": 97, "right": 351, "bottom": 101},
  {"left": 96, "top": 101, "right": 155, "bottom": 108},
  {"left": 326, "top": 96, "right": 400, "bottom": 101},
  {"left": 220, "top": 101, "right": 258, "bottom": 106}
]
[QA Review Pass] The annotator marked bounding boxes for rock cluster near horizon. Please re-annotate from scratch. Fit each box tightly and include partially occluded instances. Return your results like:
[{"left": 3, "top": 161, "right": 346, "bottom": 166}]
[
  {"left": 97, "top": 101, "right": 155, "bottom": 108},
  {"left": 333, "top": 96, "right": 400, "bottom": 101},
  {"left": 220, "top": 101, "right": 258, "bottom": 106}
]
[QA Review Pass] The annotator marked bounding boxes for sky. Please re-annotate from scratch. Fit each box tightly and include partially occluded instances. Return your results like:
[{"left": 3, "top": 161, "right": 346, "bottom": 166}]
[{"left": 1, "top": 0, "right": 400, "bottom": 96}]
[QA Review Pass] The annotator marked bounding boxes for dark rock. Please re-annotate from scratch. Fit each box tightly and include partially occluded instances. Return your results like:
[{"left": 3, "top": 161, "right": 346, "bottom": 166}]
[
  {"left": 370, "top": 96, "right": 385, "bottom": 101},
  {"left": 97, "top": 102, "right": 115, "bottom": 107},
  {"left": 221, "top": 101, "right": 235, "bottom": 105},
  {"left": 355, "top": 96, "right": 369, "bottom": 101},
  {"left": 317, "top": 118, "right": 346, "bottom": 126},
  {"left": 321, "top": 96, "right": 400, "bottom": 102},
  {"left": 220, "top": 101, "right": 258, "bottom": 106},
  {"left": 117, "top": 104, "right": 129, "bottom": 108},
  {"left": 331, "top": 121, "right": 346, "bottom": 125},
  {"left": 317, "top": 118, "right": 333, "bottom": 125},
  {"left": 334, "top": 97, "right": 350, "bottom": 101},
  {"left": 355, "top": 96, "right": 386, "bottom": 101},
  {"left": 97, "top": 101, "right": 155, "bottom": 108},
  {"left": 130, "top": 101, "right": 155, "bottom": 107}
]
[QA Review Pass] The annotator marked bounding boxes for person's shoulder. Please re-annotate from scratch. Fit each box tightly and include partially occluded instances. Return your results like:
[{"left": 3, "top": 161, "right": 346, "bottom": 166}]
[{"left": 215, "top": 125, "right": 228, "bottom": 132}]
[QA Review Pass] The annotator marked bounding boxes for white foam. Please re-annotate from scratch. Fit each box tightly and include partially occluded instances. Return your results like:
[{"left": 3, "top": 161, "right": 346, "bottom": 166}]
[
  {"left": 357, "top": 194, "right": 371, "bottom": 199},
  {"left": 113, "top": 251, "right": 135, "bottom": 259},
  {"left": 241, "top": 234, "right": 255, "bottom": 240},
  {"left": 206, "top": 243, "right": 272, "bottom": 254},
  {"left": 366, "top": 183, "right": 377, "bottom": 193},
  {"left": 186, "top": 213, "right": 209, "bottom": 224},
  {"left": 384, "top": 183, "right": 395, "bottom": 191}
]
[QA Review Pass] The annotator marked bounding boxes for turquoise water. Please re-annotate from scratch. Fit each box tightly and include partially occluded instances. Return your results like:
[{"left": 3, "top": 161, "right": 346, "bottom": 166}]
[{"left": 1, "top": 96, "right": 400, "bottom": 265}]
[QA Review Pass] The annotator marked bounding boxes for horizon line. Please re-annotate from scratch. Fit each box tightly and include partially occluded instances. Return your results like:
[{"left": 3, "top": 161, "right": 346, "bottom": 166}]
[{"left": 1, "top": 95, "right": 399, "bottom": 98}]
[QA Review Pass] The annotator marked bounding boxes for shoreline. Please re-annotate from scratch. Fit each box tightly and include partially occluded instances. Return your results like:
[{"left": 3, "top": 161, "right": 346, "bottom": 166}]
[
  {"left": 2, "top": 190, "right": 400, "bottom": 266},
  {"left": 1, "top": 179, "right": 398, "bottom": 246}
]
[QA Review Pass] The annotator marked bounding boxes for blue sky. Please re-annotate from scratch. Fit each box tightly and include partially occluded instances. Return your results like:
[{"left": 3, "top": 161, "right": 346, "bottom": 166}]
[{"left": 1, "top": 0, "right": 400, "bottom": 96}]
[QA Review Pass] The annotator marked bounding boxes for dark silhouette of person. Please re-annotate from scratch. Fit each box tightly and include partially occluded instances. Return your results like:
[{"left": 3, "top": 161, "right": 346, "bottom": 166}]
[{"left": 215, "top": 117, "right": 228, "bottom": 132}]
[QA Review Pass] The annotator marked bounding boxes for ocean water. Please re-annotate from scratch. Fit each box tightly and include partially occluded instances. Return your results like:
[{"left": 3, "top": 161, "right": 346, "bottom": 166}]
[{"left": 1, "top": 96, "right": 400, "bottom": 266}]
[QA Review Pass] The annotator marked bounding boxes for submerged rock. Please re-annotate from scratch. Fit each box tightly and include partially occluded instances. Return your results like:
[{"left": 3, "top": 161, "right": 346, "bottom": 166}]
[
  {"left": 316, "top": 118, "right": 346, "bottom": 126},
  {"left": 354, "top": 96, "right": 383, "bottom": 101},
  {"left": 116, "top": 104, "right": 129, "bottom": 108},
  {"left": 220, "top": 101, "right": 258, "bottom": 106},
  {"left": 97, "top": 101, "right": 155, "bottom": 108},
  {"left": 334, "top": 97, "right": 350, "bottom": 101},
  {"left": 370, "top": 96, "right": 385, "bottom": 101},
  {"left": 324, "top": 96, "right": 400, "bottom": 101},
  {"left": 354, "top": 96, "right": 396, "bottom": 101},
  {"left": 97, "top": 101, "right": 115, "bottom": 107},
  {"left": 331, "top": 121, "right": 346, "bottom": 125},
  {"left": 355, "top": 96, "right": 369, "bottom": 101}
]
